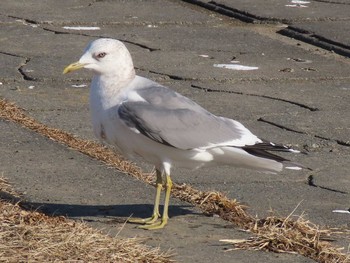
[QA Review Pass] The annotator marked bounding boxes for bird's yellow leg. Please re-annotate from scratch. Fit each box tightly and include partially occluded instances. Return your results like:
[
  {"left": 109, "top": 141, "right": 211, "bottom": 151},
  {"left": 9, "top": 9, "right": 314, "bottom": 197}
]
[
  {"left": 139, "top": 174, "right": 172, "bottom": 230},
  {"left": 128, "top": 170, "right": 162, "bottom": 224}
]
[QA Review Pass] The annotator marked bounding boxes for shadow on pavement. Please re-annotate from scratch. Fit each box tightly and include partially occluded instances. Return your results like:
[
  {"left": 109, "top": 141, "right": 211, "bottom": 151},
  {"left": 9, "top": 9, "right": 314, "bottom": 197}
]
[{"left": 18, "top": 201, "right": 196, "bottom": 220}]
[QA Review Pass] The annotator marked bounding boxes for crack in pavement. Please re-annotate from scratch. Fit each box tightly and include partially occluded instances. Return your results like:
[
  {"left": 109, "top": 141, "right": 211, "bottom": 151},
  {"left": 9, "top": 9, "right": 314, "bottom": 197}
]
[
  {"left": 135, "top": 67, "right": 197, "bottom": 81},
  {"left": 312, "top": 0, "right": 350, "bottom": 5},
  {"left": 0, "top": 51, "right": 36, "bottom": 81},
  {"left": 307, "top": 175, "right": 348, "bottom": 194},
  {"left": 258, "top": 117, "right": 305, "bottom": 134},
  {"left": 258, "top": 117, "right": 350, "bottom": 148},
  {"left": 7, "top": 15, "right": 39, "bottom": 26},
  {"left": 182, "top": 0, "right": 279, "bottom": 24},
  {"left": 279, "top": 26, "right": 350, "bottom": 58},
  {"left": 182, "top": 0, "right": 350, "bottom": 24},
  {"left": 182, "top": 0, "right": 349, "bottom": 24},
  {"left": 41, "top": 28, "right": 160, "bottom": 52},
  {"left": 182, "top": 0, "right": 350, "bottom": 59},
  {"left": 136, "top": 68, "right": 350, "bottom": 84},
  {"left": 7, "top": 13, "right": 205, "bottom": 27},
  {"left": 0, "top": 51, "right": 25, "bottom": 59},
  {"left": 2, "top": 14, "right": 160, "bottom": 52},
  {"left": 17, "top": 57, "right": 37, "bottom": 81},
  {"left": 191, "top": 84, "right": 319, "bottom": 111}
]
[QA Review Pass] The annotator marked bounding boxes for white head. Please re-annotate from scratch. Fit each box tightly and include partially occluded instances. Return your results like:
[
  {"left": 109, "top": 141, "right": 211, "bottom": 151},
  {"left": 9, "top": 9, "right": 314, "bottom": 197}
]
[{"left": 63, "top": 38, "right": 135, "bottom": 78}]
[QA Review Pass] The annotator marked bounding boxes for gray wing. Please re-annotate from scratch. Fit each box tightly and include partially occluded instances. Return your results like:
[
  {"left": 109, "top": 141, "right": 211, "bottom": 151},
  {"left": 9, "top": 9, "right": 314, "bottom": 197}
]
[{"left": 118, "top": 85, "right": 256, "bottom": 150}]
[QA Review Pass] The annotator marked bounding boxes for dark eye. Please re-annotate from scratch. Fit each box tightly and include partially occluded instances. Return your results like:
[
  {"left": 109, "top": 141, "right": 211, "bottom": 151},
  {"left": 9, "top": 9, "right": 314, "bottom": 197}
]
[{"left": 96, "top": 52, "right": 106, "bottom": 59}]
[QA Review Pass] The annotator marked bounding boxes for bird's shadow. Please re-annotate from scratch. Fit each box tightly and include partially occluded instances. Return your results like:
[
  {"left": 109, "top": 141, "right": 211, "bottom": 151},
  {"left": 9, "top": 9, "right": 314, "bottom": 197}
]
[
  {"left": 1, "top": 192, "right": 195, "bottom": 221},
  {"left": 31, "top": 202, "right": 194, "bottom": 219}
]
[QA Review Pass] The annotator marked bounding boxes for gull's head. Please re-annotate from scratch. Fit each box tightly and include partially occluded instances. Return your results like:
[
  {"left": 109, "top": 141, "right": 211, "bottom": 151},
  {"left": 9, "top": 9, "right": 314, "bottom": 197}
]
[{"left": 63, "top": 38, "right": 134, "bottom": 76}]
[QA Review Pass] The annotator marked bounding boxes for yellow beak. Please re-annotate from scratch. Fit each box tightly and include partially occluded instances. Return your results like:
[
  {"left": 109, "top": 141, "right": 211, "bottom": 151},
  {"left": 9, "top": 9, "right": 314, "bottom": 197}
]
[{"left": 63, "top": 62, "right": 85, "bottom": 74}]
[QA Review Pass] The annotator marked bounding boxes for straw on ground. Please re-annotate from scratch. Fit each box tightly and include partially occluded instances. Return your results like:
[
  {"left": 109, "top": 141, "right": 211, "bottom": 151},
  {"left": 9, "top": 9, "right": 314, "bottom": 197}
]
[{"left": 0, "top": 176, "right": 173, "bottom": 262}]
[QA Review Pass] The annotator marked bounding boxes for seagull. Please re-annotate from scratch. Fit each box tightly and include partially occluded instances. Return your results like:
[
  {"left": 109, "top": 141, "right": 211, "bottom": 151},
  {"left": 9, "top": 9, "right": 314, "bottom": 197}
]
[{"left": 63, "top": 38, "right": 305, "bottom": 230}]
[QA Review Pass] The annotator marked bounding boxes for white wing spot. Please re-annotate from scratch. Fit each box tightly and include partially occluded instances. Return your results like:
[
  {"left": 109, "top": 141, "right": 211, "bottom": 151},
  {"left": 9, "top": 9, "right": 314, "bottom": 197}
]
[{"left": 127, "top": 91, "right": 147, "bottom": 102}]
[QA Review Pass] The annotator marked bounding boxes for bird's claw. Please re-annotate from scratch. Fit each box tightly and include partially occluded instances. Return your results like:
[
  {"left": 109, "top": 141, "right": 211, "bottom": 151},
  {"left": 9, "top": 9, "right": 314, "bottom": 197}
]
[
  {"left": 137, "top": 218, "right": 168, "bottom": 230},
  {"left": 128, "top": 213, "right": 160, "bottom": 225}
]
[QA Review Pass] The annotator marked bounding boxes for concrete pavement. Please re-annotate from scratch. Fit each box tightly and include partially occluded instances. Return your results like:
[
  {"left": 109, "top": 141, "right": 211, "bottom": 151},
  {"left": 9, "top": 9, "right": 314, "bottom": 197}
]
[{"left": 1, "top": 0, "right": 349, "bottom": 262}]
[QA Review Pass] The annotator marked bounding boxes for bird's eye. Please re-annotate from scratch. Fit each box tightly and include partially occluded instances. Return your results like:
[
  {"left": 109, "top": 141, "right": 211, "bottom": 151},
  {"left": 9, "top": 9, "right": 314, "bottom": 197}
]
[{"left": 96, "top": 52, "right": 106, "bottom": 59}]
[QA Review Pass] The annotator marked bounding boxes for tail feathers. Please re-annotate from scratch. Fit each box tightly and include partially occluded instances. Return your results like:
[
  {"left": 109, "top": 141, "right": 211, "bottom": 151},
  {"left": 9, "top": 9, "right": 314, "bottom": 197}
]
[
  {"left": 243, "top": 140, "right": 303, "bottom": 154},
  {"left": 241, "top": 141, "right": 311, "bottom": 171},
  {"left": 242, "top": 147, "right": 288, "bottom": 163}
]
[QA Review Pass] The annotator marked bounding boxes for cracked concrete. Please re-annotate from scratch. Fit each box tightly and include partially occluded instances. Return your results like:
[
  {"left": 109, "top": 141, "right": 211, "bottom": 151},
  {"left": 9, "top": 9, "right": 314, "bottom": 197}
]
[
  {"left": 258, "top": 117, "right": 350, "bottom": 148},
  {"left": 190, "top": 84, "right": 320, "bottom": 111},
  {"left": 279, "top": 25, "right": 350, "bottom": 57},
  {"left": 188, "top": 0, "right": 350, "bottom": 22},
  {"left": 18, "top": 57, "right": 37, "bottom": 81},
  {"left": 186, "top": 0, "right": 350, "bottom": 57},
  {"left": 0, "top": 0, "right": 349, "bottom": 262}
]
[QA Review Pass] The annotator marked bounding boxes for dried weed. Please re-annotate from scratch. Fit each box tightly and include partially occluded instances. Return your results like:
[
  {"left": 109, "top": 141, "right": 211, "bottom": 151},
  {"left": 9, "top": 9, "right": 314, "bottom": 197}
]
[{"left": 0, "top": 176, "right": 173, "bottom": 262}]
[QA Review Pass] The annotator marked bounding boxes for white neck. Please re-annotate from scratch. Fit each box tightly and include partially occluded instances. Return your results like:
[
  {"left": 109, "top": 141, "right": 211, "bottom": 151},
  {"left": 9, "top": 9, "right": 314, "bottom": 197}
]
[{"left": 90, "top": 68, "right": 135, "bottom": 112}]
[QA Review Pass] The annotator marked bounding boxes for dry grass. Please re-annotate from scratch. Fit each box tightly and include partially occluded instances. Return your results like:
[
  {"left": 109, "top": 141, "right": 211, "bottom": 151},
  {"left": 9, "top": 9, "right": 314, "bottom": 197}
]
[
  {"left": 1, "top": 98, "right": 349, "bottom": 263},
  {"left": 222, "top": 214, "right": 349, "bottom": 263},
  {"left": 173, "top": 184, "right": 349, "bottom": 263},
  {"left": 0, "top": 176, "right": 173, "bottom": 262},
  {"left": 253, "top": 213, "right": 336, "bottom": 255},
  {"left": 0, "top": 175, "right": 21, "bottom": 198}
]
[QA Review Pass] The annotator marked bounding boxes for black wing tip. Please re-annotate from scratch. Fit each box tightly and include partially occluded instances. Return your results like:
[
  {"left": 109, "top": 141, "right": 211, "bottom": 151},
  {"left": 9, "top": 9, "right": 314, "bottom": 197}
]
[
  {"left": 242, "top": 141, "right": 311, "bottom": 170},
  {"left": 259, "top": 140, "right": 307, "bottom": 154},
  {"left": 242, "top": 147, "right": 288, "bottom": 163}
]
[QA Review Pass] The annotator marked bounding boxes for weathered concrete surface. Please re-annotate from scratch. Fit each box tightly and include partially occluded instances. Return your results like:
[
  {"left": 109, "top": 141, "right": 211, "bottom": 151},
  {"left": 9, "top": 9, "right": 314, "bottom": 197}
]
[
  {"left": 291, "top": 20, "right": 350, "bottom": 48},
  {"left": 1, "top": 0, "right": 349, "bottom": 262},
  {"left": 193, "top": 0, "right": 350, "bottom": 22},
  {"left": 185, "top": 0, "right": 350, "bottom": 57}
]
